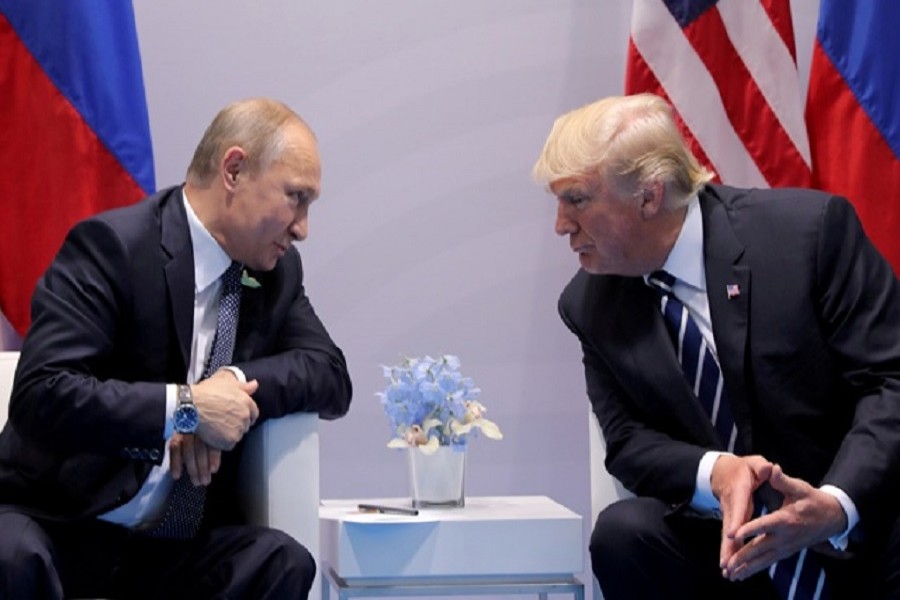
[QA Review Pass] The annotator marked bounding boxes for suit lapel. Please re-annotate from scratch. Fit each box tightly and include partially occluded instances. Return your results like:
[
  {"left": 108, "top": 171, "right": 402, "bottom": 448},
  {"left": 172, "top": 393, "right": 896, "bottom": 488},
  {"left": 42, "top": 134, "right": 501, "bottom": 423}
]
[
  {"left": 159, "top": 188, "right": 195, "bottom": 373},
  {"left": 234, "top": 267, "right": 264, "bottom": 362},
  {"left": 609, "top": 278, "right": 721, "bottom": 445},
  {"left": 700, "top": 188, "right": 754, "bottom": 451}
]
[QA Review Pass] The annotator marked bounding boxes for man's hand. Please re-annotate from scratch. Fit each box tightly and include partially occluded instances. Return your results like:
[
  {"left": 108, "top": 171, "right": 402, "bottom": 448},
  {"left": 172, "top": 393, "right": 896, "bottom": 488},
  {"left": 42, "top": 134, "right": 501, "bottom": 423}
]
[
  {"left": 170, "top": 433, "right": 221, "bottom": 486},
  {"left": 722, "top": 464, "right": 847, "bottom": 582},
  {"left": 711, "top": 454, "right": 775, "bottom": 571},
  {"left": 192, "top": 369, "right": 260, "bottom": 450}
]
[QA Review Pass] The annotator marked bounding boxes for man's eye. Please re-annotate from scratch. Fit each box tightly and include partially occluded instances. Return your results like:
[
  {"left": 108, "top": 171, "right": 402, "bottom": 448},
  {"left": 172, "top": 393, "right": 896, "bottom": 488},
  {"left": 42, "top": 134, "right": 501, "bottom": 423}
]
[{"left": 566, "top": 195, "right": 587, "bottom": 207}]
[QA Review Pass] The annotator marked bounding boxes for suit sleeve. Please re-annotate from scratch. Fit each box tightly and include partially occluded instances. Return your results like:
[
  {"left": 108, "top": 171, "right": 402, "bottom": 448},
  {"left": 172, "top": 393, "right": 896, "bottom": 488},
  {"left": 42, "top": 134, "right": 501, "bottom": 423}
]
[
  {"left": 814, "top": 195, "right": 900, "bottom": 539},
  {"left": 235, "top": 249, "right": 352, "bottom": 421},
  {"left": 10, "top": 218, "right": 167, "bottom": 458},
  {"left": 559, "top": 283, "right": 706, "bottom": 505}
]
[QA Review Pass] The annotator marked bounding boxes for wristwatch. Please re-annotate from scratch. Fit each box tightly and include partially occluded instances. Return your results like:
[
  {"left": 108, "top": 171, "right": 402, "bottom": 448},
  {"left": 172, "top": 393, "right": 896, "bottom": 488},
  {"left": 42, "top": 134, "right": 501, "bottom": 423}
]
[{"left": 174, "top": 384, "right": 199, "bottom": 434}]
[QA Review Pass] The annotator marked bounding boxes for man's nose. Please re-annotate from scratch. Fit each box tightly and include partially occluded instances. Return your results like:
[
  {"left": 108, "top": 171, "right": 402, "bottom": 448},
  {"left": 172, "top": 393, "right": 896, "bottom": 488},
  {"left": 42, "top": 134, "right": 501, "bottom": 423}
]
[
  {"left": 291, "top": 214, "right": 308, "bottom": 241},
  {"left": 555, "top": 201, "right": 577, "bottom": 236}
]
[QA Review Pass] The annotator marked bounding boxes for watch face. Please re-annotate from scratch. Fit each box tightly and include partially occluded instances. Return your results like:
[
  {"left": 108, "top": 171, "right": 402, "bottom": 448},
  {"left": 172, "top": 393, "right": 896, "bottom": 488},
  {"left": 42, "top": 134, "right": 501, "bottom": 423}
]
[{"left": 174, "top": 403, "right": 200, "bottom": 434}]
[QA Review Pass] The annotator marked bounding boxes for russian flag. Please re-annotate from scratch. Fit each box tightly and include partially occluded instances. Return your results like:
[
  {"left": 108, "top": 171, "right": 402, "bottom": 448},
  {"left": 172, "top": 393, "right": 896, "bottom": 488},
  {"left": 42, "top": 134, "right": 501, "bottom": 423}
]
[
  {"left": 0, "top": 1, "right": 155, "bottom": 339},
  {"left": 806, "top": 0, "right": 900, "bottom": 275}
]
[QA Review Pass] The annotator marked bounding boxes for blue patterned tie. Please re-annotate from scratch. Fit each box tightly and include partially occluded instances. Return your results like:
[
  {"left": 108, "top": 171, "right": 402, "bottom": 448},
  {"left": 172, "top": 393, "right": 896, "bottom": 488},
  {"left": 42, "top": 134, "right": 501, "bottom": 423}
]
[
  {"left": 648, "top": 270, "right": 829, "bottom": 600},
  {"left": 149, "top": 261, "right": 243, "bottom": 539}
]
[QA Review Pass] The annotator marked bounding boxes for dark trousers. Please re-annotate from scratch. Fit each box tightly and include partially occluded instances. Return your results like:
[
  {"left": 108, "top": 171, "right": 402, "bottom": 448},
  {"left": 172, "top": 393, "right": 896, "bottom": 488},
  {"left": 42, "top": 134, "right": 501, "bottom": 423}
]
[
  {"left": 0, "top": 510, "right": 315, "bottom": 600},
  {"left": 591, "top": 497, "right": 900, "bottom": 600}
]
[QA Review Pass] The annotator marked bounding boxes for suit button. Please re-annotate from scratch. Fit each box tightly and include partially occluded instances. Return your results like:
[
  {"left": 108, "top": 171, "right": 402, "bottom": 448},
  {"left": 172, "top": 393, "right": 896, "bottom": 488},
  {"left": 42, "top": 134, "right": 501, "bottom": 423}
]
[{"left": 149, "top": 449, "right": 161, "bottom": 461}]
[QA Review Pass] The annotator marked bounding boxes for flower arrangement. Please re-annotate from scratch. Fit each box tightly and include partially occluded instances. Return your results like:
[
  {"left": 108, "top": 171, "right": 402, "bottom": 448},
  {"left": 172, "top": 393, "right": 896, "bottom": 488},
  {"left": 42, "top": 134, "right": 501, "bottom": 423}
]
[{"left": 378, "top": 355, "right": 502, "bottom": 454}]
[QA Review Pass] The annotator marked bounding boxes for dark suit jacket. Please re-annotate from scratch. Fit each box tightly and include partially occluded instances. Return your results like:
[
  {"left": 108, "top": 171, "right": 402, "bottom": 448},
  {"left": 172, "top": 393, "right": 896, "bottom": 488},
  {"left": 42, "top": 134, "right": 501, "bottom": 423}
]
[
  {"left": 0, "top": 185, "right": 352, "bottom": 525},
  {"left": 559, "top": 184, "right": 900, "bottom": 545}
]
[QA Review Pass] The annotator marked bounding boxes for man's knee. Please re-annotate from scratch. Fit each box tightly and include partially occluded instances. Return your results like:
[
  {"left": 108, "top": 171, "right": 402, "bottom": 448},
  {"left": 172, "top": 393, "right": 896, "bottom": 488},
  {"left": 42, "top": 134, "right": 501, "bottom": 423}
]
[
  {"left": 591, "top": 497, "right": 666, "bottom": 561},
  {"left": 255, "top": 528, "right": 316, "bottom": 595},
  {"left": 0, "top": 512, "right": 62, "bottom": 599}
]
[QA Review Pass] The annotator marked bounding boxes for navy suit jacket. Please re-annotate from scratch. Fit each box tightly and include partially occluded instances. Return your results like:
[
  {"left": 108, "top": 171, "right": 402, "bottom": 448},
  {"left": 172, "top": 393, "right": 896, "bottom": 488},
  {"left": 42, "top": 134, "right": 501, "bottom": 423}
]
[
  {"left": 0, "top": 185, "right": 352, "bottom": 524},
  {"left": 559, "top": 184, "right": 900, "bottom": 545}
]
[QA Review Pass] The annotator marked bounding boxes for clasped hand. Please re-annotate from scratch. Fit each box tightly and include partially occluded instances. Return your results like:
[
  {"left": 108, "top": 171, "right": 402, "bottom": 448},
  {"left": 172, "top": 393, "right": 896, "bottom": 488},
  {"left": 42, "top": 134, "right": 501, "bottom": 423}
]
[
  {"left": 169, "top": 369, "right": 260, "bottom": 486},
  {"left": 712, "top": 455, "right": 847, "bottom": 582}
]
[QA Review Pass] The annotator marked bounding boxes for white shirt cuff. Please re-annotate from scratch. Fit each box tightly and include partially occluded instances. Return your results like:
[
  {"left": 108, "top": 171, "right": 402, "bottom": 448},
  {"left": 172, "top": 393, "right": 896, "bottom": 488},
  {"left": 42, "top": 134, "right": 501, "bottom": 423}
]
[
  {"left": 221, "top": 365, "right": 247, "bottom": 382},
  {"left": 691, "top": 451, "right": 729, "bottom": 514},
  {"left": 819, "top": 484, "right": 858, "bottom": 550},
  {"left": 164, "top": 384, "right": 176, "bottom": 440}
]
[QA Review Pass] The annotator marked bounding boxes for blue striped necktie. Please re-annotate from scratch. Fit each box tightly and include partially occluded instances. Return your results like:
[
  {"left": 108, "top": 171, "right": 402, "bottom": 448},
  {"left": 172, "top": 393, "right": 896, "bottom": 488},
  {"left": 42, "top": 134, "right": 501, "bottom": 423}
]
[
  {"left": 648, "top": 270, "right": 829, "bottom": 600},
  {"left": 148, "top": 261, "right": 243, "bottom": 540}
]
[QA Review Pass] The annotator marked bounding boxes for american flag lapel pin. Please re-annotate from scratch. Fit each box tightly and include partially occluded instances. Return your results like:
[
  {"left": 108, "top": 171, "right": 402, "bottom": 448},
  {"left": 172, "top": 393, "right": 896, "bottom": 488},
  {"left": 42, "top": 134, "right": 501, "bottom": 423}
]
[{"left": 726, "top": 284, "right": 741, "bottom": 300}]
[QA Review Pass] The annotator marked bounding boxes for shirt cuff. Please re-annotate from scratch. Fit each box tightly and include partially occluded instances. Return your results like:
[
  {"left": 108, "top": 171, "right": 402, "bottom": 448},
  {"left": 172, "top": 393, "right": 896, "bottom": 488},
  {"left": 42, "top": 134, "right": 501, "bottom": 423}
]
[
  {"left": 691, "top": 451, "right": 730, "bottom": 514},
  {"left": 221, "top": 365, "right": 247, "bottom": 383},
  {"left": 164, "top": 384, "right": 176, "bottom": 440},
  {"left": 819, "top": 484, "right": 858, "bottom": 551}
]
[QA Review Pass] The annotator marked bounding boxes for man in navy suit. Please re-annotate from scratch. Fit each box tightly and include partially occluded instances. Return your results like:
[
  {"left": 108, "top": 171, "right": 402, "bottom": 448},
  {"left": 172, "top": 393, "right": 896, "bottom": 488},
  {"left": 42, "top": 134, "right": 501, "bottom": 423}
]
[
  {"left": 533, "top": 94, "right": 900, "bottom": 598},
  {"left": 0, "top": 98, "right": 352, "bottom": 598}
]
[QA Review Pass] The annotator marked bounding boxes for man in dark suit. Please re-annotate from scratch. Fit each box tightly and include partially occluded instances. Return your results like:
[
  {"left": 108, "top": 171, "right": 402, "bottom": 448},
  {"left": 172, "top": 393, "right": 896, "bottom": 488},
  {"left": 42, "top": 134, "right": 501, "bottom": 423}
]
[
  {"left": 533, "top": 94, "right": 900, "bottom": 598},
  {"left": 0, "top": 98, "right": 352, "bottom": 598}
]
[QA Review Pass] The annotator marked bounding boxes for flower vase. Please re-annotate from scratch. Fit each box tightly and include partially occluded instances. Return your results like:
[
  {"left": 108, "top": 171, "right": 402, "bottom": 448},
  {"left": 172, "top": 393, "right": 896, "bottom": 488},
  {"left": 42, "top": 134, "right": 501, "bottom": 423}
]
[{"left": 407, "top": 445, "right": 466, "bottom": 508}]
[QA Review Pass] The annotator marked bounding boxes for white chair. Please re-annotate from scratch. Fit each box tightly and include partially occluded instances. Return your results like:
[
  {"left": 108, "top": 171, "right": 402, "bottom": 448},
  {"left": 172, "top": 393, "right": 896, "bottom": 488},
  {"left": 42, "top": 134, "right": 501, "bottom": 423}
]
[
  {"left": 588, "top": 406, "right": 633, "bottom": 600},
  {"left": 0, "top": 351, "right": 321, "bottom": 596}
]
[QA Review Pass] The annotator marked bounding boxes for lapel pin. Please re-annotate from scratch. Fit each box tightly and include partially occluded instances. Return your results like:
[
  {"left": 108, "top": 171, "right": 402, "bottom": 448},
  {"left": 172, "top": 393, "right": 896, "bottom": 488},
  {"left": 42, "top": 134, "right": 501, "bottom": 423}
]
[{"left": 726, "top": 284, "right": 741, "bottom": 300}]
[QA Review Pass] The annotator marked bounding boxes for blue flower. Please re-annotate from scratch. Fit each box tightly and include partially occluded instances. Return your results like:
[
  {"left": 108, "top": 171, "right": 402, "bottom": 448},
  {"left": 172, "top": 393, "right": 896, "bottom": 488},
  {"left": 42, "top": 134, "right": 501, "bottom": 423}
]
[{"left": 379, "top": 355, "right": 502, "bottom": 453}]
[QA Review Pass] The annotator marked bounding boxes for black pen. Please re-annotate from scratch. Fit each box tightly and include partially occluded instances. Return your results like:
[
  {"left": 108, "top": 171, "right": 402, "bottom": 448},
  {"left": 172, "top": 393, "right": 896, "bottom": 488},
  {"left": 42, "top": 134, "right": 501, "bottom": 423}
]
[{"left": 357, "top": 503, "right": 419, "bottom": 516}]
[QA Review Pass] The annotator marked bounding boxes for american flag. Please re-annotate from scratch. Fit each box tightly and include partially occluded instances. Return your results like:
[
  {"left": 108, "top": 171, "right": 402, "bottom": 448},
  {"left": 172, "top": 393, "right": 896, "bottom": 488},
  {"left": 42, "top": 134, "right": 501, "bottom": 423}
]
[{"left": 625, "top": 0, "right": 810, "bottom": 189}]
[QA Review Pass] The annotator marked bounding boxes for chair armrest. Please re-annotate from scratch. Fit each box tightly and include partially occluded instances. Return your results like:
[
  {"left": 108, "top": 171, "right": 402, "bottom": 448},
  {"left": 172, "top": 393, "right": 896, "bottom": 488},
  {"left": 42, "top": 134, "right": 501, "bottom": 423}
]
[{"left": 237, "top": 412, "right": 320, "bottom": 560}]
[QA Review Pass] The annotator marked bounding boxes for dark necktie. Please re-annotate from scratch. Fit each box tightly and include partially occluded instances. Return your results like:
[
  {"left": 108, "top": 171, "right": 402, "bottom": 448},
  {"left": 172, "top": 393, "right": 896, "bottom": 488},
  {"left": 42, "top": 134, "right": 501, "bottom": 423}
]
[
  {"left": 148, "top": 261, "right": 243, "bottom": 539},
  {"left": 648, "top": 270, "right": 829, "bottom": 600},
  {"left": 647, "top": 270, "right": 738, "bottom": 451}
]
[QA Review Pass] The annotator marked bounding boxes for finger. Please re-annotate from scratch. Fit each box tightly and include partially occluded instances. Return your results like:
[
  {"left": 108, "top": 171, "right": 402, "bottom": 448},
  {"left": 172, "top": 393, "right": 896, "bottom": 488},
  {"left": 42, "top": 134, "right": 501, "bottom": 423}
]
[
  {"left": 209, "top": 449, "right": 222, "bottom": 474},
  {"left": 169, "top": 436, "right": 184, "bottom": 480},
  {"left": 248, "top": 399, "right": 260, "bottom": 427},
  {"left": 181, "top": 435, "right": 200, "bottom": 486},
  {"left": 727, "top": 541, "right": 781, "bottom": 581},
  {"left": 195, "top": 440, "right": 211, "bottom": 485},
  {"left": 767, "top": 464, "right": 806, "bottom": 499},
  {"left": 733, "top": 511, "right": 780, "bottom": 542},
  {"left": 720, "top": 530, "right": 743, "bottom": 569},
  {"left": 242, "top": 379, "right": 260, "bottom": 395}
]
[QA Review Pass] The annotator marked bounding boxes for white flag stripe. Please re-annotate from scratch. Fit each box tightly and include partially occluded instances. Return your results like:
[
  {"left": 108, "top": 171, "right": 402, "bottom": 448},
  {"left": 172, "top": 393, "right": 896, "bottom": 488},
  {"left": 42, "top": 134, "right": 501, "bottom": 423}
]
[
  {"left": 717, "top": 0, "right": 811, "bottom": 165},
  {"left": 631, "top": 0, "right": 768, "bottom": 187}
]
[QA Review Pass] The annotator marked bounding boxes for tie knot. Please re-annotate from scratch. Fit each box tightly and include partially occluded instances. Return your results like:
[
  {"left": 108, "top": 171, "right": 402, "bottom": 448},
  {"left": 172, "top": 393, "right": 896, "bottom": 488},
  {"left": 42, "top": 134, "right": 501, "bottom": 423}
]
[
  {"left": 223, "top": 261, "right": 243, "bottom": 292},
  {"left": 648, "top": 270, "right": 676, "bottom": 293}
]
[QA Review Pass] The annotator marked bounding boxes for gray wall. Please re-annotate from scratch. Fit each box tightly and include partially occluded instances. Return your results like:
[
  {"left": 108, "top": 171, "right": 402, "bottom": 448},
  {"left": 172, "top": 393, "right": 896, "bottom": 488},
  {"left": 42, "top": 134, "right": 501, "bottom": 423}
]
[{"left": 128, "top": 2, "right": 818, "bottom": 597}]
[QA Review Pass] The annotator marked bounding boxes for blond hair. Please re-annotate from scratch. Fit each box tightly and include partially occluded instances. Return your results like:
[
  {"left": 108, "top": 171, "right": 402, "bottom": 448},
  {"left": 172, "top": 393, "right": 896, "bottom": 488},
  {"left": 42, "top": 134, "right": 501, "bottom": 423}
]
[{"left": 532, "top": 94, "right": 713, "bottom": 207}]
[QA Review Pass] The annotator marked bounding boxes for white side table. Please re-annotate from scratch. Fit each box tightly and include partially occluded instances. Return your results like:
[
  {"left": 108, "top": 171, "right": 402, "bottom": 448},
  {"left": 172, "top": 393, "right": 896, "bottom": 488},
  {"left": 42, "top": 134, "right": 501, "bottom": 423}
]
[{"left": 319, "top": 495, "right": 585, "bottom": 599}]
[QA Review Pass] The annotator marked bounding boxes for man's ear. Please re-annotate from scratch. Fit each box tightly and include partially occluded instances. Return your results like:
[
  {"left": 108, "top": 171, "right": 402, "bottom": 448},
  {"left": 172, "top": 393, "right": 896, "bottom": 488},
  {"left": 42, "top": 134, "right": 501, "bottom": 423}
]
[
  {"left": 222, "top": 147, "right": 245, "bottom": 190},
  {"left": 639, "top": 181, "right": 666, "bottom": 219}
]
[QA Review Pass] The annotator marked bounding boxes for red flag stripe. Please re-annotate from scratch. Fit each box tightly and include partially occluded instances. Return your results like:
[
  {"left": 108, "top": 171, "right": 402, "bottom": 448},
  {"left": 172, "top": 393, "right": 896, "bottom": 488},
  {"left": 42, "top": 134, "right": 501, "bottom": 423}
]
[
  {"left": 683, "top": 7, "right": 810, "bottom": 188},
  {"left": 759, "top": 0, "right": 798, "bottom": 63},
  {"left": 625, "top": 40, "right": 719, "bottom": 182}
]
